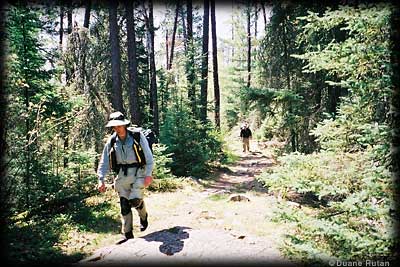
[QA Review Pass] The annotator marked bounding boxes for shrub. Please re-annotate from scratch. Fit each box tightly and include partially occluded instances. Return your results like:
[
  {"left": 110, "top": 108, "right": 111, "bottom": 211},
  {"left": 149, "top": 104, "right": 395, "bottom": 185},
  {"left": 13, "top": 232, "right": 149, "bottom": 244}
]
[
  {"left": 159, "top": 100, "right": 224, "bottom": 178},
  {"left": 147, "top": 143, "right": 182, "bottom": 192},
  {"left": 257, "top": 149, "right": 395, "bottom": 263}
]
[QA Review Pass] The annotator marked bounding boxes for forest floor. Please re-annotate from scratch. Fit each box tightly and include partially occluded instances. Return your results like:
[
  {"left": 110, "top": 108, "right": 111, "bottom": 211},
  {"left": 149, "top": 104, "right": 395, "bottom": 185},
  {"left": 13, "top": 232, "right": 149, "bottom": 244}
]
[{"left": 76, "top": 138, "right": 298, "bottom": 267}]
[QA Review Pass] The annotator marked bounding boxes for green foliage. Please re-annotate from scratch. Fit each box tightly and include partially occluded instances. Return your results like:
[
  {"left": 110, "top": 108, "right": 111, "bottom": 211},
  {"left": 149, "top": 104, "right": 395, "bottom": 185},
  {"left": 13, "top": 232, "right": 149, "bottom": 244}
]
[
  {"left": 294, "top": 3, "right": 393, "bottom": 122},
  {"left": 160, "top": 99, "right": 224, "bottom": 178},
  {"left": 151, "top": 143, "right": 174, "bottom": 180},
  {"left": 311, "top": 97, "right": 390, "bottom": 155},
  {"left": 219, "top": 143, "right": 240, "bottom": 165},
  {"left": 3, "top": 2, "right": 396, "bottom": 266},
  {"left": 256, "top": 3, "right": 396, "bottom": 263},
  {"left": 207, "top": 193, "right": 229, "bottom": 201},
  {"left": 146, "top": 143, "right": 183, "bottom": 192},
  {"left": 224, "top": 91, "right": 241, "bottom": 129},
  {"left": 222, "top": 6, "right": 259, "bottom": 128},
  {"left": 4, "top": 3, "right": 102, "bottom": 227},
  {"left": 300, "top": 3, "right": 393, "bottom": 157},
  {"left": 257, "top": 149, "right": 395, "bottom": 263},
  {"left": 6, "top": 192, "right": 120, "bottom": 264},
  {"left": 250, "top": 2, "right": 323, "bottom": 153},
  {"left": 6, "top": 214, "right": 82, "bottom": 264},
  {"left": 4, "top": 4, "right": 73, "bottom": 214}
]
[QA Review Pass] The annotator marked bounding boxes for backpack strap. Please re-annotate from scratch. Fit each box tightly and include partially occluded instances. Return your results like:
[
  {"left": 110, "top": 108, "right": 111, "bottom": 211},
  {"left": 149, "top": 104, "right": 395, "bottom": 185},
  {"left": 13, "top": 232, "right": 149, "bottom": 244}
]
[
  {"left": 132, "top": 131, "right": 140, "bottom": 143},
  {"left": 110, "top": 132, "right": 117, "bottom": 147},
  {"left": 131, "top": 131, "right": 145, "bottom": 166},
  {"left": 110, "top": 130, "right": 145, "bottom": 171},
  {"left": 110, "top": 130, "right": 138, "bottom": 153},
  {"left": 127, "top": 129, "right": 140, "bottom": 150},
  {"left": 109, "top": 133, "right": 119, "bottom": 173}
]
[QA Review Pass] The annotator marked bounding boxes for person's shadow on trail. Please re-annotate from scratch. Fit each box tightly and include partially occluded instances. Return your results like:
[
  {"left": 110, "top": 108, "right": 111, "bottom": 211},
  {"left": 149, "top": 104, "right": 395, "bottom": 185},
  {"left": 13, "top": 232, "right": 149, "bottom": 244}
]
[{"left": 142, "top": 226, "right": 191, "bottom": 256}]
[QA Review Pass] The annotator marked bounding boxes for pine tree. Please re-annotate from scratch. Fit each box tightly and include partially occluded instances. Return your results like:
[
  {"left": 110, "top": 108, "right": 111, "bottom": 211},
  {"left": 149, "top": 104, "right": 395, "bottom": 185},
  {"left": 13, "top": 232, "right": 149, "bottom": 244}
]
[
  {"left": 200, "top": 0, "right": 209, "bottom": 122},
  {"left": 109, "top": 1, "right": 124, "bottom": 113}
]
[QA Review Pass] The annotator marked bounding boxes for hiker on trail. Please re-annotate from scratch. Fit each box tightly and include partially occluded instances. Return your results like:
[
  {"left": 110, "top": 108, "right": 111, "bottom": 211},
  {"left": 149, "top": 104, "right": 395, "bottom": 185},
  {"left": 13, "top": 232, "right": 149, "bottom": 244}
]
[
  {"left": 240, "top": 122, "right": 252, "bottom": 153},
  {"left": 97, "top": 111, "right": 154, "bottom": 242}
]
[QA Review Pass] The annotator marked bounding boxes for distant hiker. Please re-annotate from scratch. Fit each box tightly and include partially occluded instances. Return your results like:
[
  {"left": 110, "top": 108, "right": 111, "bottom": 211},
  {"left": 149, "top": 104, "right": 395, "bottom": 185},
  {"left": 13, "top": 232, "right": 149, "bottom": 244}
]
[
  {"left": 240, "top": 122, "right": 252, "bottom": 153},
  {"left": 97, "top": 111, "right": 154, "bottom": 243}
]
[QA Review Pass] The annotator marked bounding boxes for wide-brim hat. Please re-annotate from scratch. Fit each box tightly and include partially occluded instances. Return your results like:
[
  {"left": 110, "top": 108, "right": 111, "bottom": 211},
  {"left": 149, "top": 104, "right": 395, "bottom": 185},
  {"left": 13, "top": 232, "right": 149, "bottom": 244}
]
[{"left": 106, "top": 111, "right": 130, "bottom": 127}]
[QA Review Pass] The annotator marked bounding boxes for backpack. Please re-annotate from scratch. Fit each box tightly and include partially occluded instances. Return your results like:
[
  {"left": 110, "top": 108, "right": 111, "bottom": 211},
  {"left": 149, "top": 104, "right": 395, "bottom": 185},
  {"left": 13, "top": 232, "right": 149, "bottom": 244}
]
[
  {"left": 109, "top": 128, "right": 157, "bottom": 174},
  {"left": 140, "top": 128, "right": 156, "bottom": 153}
]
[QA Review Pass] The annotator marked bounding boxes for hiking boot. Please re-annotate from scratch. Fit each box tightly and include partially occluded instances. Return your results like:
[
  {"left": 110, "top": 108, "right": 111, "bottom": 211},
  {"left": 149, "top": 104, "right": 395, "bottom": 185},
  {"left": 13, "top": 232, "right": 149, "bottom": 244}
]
[
  {"left": 115, "top": 231, "right": 134, "bottom": 245},
  {"left": 140, "top": 213, "right": 148, "bottom": 232},
  {"left": 125, "top": 231, "right": 134, "bottom": 239}
]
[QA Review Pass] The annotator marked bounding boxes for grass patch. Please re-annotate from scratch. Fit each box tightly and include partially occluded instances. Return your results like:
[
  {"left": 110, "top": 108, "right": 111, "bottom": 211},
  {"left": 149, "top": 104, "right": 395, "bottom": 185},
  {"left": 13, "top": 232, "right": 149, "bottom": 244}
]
[
  {"left": 220, "top": 148, "right": 240, "bottom": 165},
  {"left": 5, "top": 190, "right": 121, "bottom": 265},
  {"left": 207, "top": 193, "right": 229, "bottom": 201},
  {"left": 148, "top": 177, "right": 184, "bottom": 192}
]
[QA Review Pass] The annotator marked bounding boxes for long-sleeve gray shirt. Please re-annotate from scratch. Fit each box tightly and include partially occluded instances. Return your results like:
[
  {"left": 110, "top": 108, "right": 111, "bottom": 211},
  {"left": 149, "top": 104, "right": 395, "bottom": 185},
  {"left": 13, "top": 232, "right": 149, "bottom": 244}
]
[{"left": 97, "top": 128, "right": 154, "bottom": 183}]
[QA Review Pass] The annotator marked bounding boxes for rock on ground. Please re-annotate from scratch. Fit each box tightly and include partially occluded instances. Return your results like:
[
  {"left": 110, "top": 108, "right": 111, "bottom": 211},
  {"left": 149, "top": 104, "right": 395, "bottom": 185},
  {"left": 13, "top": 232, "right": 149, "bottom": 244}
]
[{"left": 77, "top": 227, "right": 294, "bottom": 266}]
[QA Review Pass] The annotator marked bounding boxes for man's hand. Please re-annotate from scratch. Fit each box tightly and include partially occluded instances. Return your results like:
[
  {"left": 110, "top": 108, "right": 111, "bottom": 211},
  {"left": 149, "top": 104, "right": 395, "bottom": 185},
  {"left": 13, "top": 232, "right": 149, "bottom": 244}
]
[
  {"left": 98, "top": 181, "right": 106, "bottom": 193},
  {"left": 144, "top": 176, "right": 153, "bottom": 187}
]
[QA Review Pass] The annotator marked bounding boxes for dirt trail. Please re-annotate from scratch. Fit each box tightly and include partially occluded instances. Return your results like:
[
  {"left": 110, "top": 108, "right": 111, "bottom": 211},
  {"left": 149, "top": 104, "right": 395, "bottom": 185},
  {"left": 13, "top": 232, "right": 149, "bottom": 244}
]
[
  {"left": 77, "top": 140, "right": 295, "bottom": 266},
  {"left": 203, "top": 150, "right": 274, "bottom": 194}
]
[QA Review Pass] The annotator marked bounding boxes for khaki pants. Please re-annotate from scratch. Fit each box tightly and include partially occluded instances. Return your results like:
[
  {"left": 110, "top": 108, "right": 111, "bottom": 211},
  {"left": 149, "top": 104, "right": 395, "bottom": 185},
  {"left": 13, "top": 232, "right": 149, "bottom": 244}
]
[
  {"left": 242, "top": 137, "right": 250, "bottom": 152},
  {"left": 114, "top": 167, "right": 147, "bottom": 234}
]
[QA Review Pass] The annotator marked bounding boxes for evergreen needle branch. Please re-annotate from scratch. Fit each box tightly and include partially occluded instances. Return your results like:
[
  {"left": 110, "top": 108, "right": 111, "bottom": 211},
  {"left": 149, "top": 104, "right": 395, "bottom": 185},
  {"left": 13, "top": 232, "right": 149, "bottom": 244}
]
[
  {"left": 25, "top": 115, "right": 73, "bottom": 147},
  {"left": 318, "top": 210, "right": 348, "bottom": 219}
]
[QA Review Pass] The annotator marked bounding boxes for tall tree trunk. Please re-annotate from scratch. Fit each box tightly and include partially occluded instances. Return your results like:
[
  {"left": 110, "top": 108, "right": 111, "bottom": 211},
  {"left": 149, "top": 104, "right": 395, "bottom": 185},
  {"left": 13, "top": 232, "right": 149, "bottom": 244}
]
[
  {"left": 246, "top": 3, "right": 251, "bottom": 88},
  {"left": 145, "top": 28, "right": 153, "bottom": 114},
  {"left": 231, "top": 0, "right": 234, "bottom": 60},
  {"left": 186, "top": 0, "right": 196, "bottom": 114},
  {"left": 163, "top": 1, "right": 180, "bottom": 123},
  {"left": 66, "top": 2, "right": 73, "bottom": 84},
  {"left": 81, "top": 1, "right": 91, "bottom": 95},
  {"left": 180, "top": 5, "right": 187, "bottom": 51},
  {"left": 21, "top": 15, "right": 31, "bottom": 207},
  {"left": 59, "top": 6, "right": 64, "bottom": 84},
  {"left": 282, "top": 18, "right": 291, "bottom": 92},
  {"left": 261, "top": 2, "right": 267, "bottom": 29},
  {"left": 327, "top": 85, "right": 340, "bottom": 116},
  {"left": 83, "top": 0, "right": 91, "bottom": 28},
  {"left": 210, "top": 0, "right": 220, "bottom": 129},
  {"left": 200, "top": 0, "right": 209, "bottom": 122},
  {"left": 148, "top": 0, "right": 159, "bottom": 135},
  {"left": 64, "top": 2, "right": 74, "bottom": 168},
  {"left": 59, "top": 6, "right": 64, "bottom": 46},
  {"left": 109, "top": 1, "right": 124, "bottom": 113},
  {"left": 165, "top": 29, "right": 169, "bottom": 69},
  {"left": 168, "top": 0, "right": 180, "bottom": 70},
  {"left": 314, "top": 73, "right": 323, "bottom": 112},
  {"left": 67, "top": 3, "right": 72, "bottom": 34},
  {"left": 282, "top": 14, "right": 296, "bottom": 152},
  {"left": 125, "top": 0, "right": 140, "bottom": 124},
  {"left": 254, "top": 3, "right": 258, "bottom": 38},
  {"left": 91, "top": 103, "right": 103, "bottom": 172}
]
